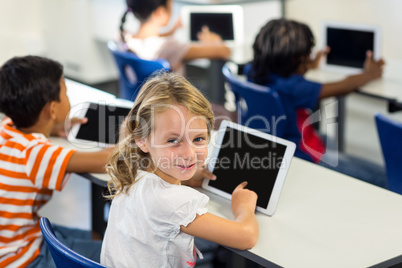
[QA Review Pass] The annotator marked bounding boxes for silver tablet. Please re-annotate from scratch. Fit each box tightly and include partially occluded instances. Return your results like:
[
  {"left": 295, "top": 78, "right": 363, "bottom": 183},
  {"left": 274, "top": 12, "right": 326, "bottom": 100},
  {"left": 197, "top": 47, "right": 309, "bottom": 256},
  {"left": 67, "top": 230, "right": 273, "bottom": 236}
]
[
  {"left": 68, "top": 101, "right": 133, "bottom": 148},
  {"left": 321, "top": 20, "right": 382, "bottom": 74},
  {"left": 203, "top": 120, "right": 295, "bottom": 216}
]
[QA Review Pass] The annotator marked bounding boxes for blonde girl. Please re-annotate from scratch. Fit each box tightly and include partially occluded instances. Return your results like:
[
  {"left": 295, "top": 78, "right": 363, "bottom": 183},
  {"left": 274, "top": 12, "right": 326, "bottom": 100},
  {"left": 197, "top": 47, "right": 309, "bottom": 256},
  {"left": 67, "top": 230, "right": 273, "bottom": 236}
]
[{"left": 100, "top": 72, "right": 259, "bottom": 267}]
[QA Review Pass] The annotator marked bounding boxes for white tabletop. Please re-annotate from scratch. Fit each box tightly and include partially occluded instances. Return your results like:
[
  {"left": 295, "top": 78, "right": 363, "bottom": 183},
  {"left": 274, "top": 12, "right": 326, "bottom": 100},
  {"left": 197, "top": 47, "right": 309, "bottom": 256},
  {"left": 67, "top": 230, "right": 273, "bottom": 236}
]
[
  {"left": 63, "top": 141, "right": 402, "bottom": 267},
  {"left": 199, "top": 158, "right": 402, "bottom": 267},
  {"left": 57, "top": 79, "right": 402, "bottom": 267},
  {"left": 306, "top": 58, "right": 402, "bottom": 102}
]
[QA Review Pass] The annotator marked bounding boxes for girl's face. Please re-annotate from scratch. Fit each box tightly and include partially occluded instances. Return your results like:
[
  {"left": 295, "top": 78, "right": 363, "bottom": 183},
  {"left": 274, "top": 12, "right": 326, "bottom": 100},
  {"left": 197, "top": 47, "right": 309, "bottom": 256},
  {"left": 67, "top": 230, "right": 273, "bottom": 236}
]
[{"left": 136, "top": 105, "right": 209, "bottom": 185}]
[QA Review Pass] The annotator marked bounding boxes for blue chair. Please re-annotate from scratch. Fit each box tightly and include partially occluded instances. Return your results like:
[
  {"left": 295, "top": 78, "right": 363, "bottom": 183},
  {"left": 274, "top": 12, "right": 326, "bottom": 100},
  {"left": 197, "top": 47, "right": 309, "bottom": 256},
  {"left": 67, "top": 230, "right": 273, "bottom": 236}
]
[
  {"left": 222, "top": 62, "right": 287, "bottom": 137},
  {"left": 39, "top": 217, "right": 107, "bottom": 268},
  {"left": 375, "top": 113, "right": 402, "bottom": 194},
  {"left": 107, "top": 40, "right": 170, "bottom": 101}
]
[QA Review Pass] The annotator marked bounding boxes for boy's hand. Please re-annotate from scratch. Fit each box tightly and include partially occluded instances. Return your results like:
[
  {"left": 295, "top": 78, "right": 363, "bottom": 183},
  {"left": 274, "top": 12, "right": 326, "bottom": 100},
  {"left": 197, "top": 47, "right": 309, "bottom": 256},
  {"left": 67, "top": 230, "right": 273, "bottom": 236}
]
[
  {"left": 231, "top": 181, "right": 258, "bottom": 217},
  {"left": 197, "top": 26, "right": 223, "bottom": 43},
  {"left": 308, "top": 46, "right": 330, "bottom": 69},
  {"left": 363, "top": 50, "right": 385, "bottom": 79},
  {"left": 51, "top": 117, "right": 87, "bottom": 138},
  {"left": 182, "top": 167, "right": 216, "bottom": 187}
]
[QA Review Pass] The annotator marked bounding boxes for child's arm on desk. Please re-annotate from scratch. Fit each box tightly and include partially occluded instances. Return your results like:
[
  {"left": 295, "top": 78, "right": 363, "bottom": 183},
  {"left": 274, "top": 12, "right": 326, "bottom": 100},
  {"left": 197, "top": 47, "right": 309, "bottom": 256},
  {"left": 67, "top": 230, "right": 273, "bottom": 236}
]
[
  {"left": 181, "top": 181, "right": 259, "bottom": 250},
  {"left": 66, "top": 147, "right": 114, "bottom": 174},
  {"left": 319, "top": 50, "right": 385, "bottom": 98},
  {"left": 50, "top": 117, "right": 115, "bottom": 173}
]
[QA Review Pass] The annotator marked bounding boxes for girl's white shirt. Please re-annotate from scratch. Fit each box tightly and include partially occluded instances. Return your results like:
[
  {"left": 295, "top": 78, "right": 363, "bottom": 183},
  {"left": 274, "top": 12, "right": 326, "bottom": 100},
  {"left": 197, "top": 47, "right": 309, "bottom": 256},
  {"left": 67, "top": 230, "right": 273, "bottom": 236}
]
[{"left": 101, "top": 170, "right": 209, "bottom": 268}]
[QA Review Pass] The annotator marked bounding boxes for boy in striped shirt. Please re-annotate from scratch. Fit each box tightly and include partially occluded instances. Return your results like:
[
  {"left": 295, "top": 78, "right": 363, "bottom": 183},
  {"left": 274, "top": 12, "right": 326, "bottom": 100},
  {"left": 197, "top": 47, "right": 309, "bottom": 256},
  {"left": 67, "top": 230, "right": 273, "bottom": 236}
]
[{"left": 0, "top": 56, "right": 114, "bottom": 267}]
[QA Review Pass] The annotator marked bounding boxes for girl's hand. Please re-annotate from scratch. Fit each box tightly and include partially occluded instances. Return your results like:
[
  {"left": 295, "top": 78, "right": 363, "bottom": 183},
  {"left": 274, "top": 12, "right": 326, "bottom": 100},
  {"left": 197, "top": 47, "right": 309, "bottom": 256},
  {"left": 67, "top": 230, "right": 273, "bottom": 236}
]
[
  {"left": 182, "top": 167, "right": 216, "bottom": 187},
  {"left": 197, "top": 26, "right": 223, "bottom": 43},
  {"left": 231, "top": 181, "right": 258, "bottom": 218},
  {"left": 160, "top": 18, "right": 182, "bottom": 37},
  {"left": 51, "top": 117, "right": 88, "bottom": 138},
  {"left": 363, "top": 50, "right": 385, "bottom": 79}
]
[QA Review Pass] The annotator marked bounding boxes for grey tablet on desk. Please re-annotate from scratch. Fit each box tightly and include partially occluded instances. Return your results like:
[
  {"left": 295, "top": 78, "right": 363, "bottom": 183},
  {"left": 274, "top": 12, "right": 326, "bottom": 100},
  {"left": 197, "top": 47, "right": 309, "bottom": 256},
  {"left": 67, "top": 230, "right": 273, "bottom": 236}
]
[
  {"left": 68, "top": 101, "right": 132, "bottom": 147},
  {"left": 203, "top": 120, "right": 296, "bottom": 216},
  {"left": 321, "top": 20, "right": 382, "bottom": 73}
]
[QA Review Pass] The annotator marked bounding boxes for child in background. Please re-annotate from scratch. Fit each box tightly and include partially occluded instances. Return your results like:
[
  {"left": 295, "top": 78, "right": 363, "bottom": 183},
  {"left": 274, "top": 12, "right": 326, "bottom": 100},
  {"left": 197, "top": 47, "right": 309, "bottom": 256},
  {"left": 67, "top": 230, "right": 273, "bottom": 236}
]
[
  {"left": 101, "top": 72, "right": 259, "bottom": 267},
  {"left": 0, "top": 56, "right": 114, "bottom": 267},
  {"left": 120, "top": 0, "right": 231, "bottom": 74},
  {"left": 246, "top": 18, "right": 387, "bottom": 188}
]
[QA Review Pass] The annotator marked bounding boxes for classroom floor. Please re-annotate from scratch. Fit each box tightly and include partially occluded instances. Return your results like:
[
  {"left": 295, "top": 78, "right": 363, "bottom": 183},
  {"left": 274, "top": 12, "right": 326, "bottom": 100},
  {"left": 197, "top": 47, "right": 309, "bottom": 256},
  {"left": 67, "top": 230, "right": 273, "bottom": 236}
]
[{"left": 38, "top": 76, "right": 396, "bottom": 267}]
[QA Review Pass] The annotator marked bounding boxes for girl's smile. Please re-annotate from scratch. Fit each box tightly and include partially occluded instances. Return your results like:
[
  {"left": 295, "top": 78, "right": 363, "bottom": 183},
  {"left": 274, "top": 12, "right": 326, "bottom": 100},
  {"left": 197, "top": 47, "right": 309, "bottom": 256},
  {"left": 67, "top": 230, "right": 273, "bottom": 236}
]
[{"left": 175, "top": 162, "right": 196, "bottom": 171}]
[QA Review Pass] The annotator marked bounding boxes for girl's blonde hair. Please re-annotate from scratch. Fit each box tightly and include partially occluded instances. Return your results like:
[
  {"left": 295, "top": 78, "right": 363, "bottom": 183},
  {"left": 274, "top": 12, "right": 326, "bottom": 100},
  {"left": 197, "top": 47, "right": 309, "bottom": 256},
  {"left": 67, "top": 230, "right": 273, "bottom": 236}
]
[{"left": 106, "top": 71, "right": 215, "bottom": 198}]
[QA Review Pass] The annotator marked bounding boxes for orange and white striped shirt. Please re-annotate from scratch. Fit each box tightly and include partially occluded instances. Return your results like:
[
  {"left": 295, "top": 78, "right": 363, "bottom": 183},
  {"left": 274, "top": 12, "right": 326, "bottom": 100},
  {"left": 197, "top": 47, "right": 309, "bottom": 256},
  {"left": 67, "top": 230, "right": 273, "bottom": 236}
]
[{"left": 0, "top": 118, "right": 75, "bottom": 267}]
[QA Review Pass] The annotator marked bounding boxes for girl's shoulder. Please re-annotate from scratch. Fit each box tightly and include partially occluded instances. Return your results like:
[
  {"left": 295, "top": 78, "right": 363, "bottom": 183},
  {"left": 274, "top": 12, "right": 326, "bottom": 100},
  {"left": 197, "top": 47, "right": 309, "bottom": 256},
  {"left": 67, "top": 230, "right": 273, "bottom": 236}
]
[{"left": 133, "top": 171, "right": 209, "bottom": 216}]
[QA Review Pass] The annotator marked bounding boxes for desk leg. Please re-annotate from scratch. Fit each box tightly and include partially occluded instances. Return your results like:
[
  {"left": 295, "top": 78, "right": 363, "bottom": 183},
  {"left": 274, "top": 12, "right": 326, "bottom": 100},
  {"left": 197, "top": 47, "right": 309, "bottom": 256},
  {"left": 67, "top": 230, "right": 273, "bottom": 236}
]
[
  {"left": 208, "top": 59, "right": 226, "bottom": 105},
  {"left": 337, "top": 96, "right": 346, "bottom": 152},
  {"left": 91, "top": 183, "right": 110, "bottom": 238}
]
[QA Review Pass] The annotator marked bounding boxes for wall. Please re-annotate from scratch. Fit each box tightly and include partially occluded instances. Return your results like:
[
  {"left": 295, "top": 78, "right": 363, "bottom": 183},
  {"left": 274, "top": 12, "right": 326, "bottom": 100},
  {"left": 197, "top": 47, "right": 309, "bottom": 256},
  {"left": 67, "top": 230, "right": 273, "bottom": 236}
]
[
  {"left": 0, "top": 0, "right": 45, "bottom": 63},
  {"left": 0, "top": 0, "right": 118, "bottom": 84},
  {"left": 41, "top": 0, "right": 118, "bottom": 84},
  {"left": 285, "top": 0, "right": 402, "bottom": 164},
  {"left": 285, "top": 0, "right": 402, "bottom": 60}
]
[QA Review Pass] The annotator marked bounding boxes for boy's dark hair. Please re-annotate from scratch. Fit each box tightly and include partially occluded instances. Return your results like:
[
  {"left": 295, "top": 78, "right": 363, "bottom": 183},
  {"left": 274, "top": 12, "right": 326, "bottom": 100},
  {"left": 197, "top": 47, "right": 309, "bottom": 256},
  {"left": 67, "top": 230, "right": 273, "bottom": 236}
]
[
  {"left": 0, "top": 55, "right": 63, "bottom": 128},
  {"left": 251, "top": 18, "right": 315, "bottom": 84},
  {"left": 120, "top": 0, "right": 168, "bottom": 46}
]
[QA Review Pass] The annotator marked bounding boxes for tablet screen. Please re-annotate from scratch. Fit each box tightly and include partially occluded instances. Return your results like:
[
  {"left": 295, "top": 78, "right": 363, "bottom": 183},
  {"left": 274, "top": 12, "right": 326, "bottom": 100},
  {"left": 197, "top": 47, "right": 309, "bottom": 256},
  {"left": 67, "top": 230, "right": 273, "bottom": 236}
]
[
  {"left": 326, "top": 27, "right": 375, "bottom": 69},
  {"left": 190, "top": 13, "right": 234, "bottom": 41},
  {"left": 208, "top": 126, "right": 287, "bottom": 209},
  {"left": 76, "top": 103, "right": 130, "bottom": 144}
]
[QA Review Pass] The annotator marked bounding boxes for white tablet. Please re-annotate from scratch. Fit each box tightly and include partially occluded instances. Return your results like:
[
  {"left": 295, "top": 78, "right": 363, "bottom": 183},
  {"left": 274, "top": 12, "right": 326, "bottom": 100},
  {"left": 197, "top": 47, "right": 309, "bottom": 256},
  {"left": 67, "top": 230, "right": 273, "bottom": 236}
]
[
  {"left": 180, "top": 5, "right": 244, "bottom": 47},
  {"left": 68, "top": 101, "right": 133, "bottom": 147},
  {"left": 203, "top": 120, "right": 296, "bottom": 216},
  {"left": 321, "top": 20, "right": 381, "bottom": 74}
]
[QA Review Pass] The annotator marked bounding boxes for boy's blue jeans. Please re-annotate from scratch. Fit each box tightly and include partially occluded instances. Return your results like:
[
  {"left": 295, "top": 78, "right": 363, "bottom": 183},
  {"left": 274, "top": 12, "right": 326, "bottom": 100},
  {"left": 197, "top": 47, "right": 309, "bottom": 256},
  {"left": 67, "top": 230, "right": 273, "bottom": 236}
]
[{"left": 26, "top": 224, "right": 102, "bottom": 268}]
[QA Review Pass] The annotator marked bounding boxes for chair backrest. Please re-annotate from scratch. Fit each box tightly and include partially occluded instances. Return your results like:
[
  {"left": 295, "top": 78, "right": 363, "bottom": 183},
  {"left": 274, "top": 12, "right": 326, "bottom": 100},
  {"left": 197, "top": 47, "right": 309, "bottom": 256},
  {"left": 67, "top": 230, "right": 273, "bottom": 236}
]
[
  {"left": 39, "top": 217, "right": 107, "bottom": 268},
  {"left": 375, "top": 113, "right": 402, "bottom": 194},
  {"left": 107, "top": 40, "right": 170, "bottom": 101},
  {"left": 222, "top": 62, "right": 286, "bottom": 137}
]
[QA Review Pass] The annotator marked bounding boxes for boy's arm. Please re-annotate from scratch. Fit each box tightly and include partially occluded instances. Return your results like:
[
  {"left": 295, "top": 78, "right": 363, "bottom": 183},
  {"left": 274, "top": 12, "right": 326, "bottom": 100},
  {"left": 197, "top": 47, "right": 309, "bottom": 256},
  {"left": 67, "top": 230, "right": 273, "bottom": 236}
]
[
  {"left": 180, "top": 182, "right": 259, "bottom": 250},
  {"left": 319, "top": 51, "right": 385, "bottom": 99},
  {"left": 66, "top": 147, "right": 115, "bottom": 174}
]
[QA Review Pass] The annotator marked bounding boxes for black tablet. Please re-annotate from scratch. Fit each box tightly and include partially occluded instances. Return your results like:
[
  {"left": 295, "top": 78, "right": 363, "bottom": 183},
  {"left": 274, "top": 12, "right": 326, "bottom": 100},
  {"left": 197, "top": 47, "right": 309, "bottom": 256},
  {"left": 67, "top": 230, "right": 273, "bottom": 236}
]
[
  {"left": 69, "top": 102, "right": 132, "bottom": 147},
  {"left": 322, "top": 21, "right": 381, "bottom": 73}
]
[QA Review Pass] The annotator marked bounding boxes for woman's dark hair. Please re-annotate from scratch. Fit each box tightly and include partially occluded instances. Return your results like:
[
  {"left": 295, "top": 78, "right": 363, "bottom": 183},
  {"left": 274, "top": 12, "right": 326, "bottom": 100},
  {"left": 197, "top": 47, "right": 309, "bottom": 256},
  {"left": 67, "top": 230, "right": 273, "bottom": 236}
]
[
  {"left": 251, "top": 18, "right": 315, "bottom": 84},
  {"left": 120, "top": 0, "right": 168, "bottom": 45},
  {"left": 0, "top": 55, "right": 63, "bottom": 128}
]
